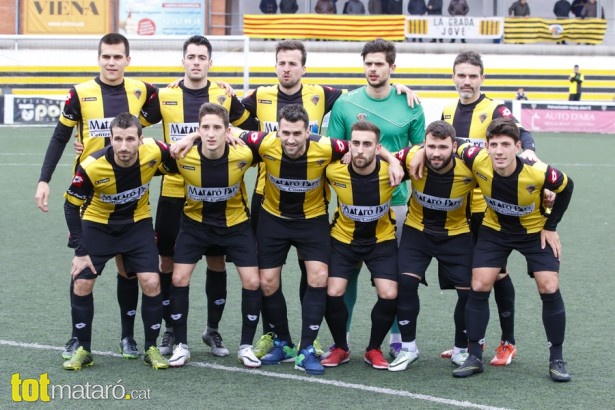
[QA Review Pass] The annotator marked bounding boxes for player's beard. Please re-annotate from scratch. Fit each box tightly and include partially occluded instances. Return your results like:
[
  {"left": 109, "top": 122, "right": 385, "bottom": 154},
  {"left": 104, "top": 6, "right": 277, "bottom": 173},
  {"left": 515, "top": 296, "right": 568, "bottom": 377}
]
[{"left": 427, "top": 153, "right": 453, "bottom": 172}]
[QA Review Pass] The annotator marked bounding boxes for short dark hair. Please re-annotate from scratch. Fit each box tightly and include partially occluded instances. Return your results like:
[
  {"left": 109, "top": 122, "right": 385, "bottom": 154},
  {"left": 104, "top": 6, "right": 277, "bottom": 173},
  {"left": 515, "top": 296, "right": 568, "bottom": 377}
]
[
  {"left": 110, "top": 112, "right": 142, "bottom": 136},
  {"left": 198, "top": 103, "right": 229, "bottom": 128},
  {"left": 279, "top": 104, "right": 309, "bottom": 129},
  {"left": 453, "top": 51, "right": 484, "bottom": 75},
  {"left": 99, "top": 33, "right": 129, "bottom": 57},
  {"left": 425, "top": 120, "right": 456, "bottom": 143},
  {"left": 184, "top": 35, "right": 212, "bottom": 58},
  {"left": 351, "top": 120, "right": 380, "bottom": 143},
  {"left": 276, "top": 40, "right": 307, "bottom": 66},
  {"left": 486, "top": 117, "right": 520, "bottom": 143},
  {"left": 361, "top": 38, "right": 396, "bottom": 65}
]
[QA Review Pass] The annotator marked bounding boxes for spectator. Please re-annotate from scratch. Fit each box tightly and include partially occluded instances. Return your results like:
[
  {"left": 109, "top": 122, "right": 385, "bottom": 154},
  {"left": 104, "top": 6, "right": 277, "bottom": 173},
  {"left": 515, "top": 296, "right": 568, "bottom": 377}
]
[
  {"left": 554, "top": 0, "right": 571, "bottom": 43},
  {"left": 408, "top": 0, "right": 427, "bottom": 42},
  {"left": 280, "top": 0, "right": 299, "bottom": 13},
  {"left": 386, "top": 0, "right": 403, "bottom": 14},
  {"left": 260, "top": 0, "right": 278, "bottom": 14},
  {"left": 568, "top": 64, "right": 584, "bottom": 101},
  {"left": 315, "top": 0, "right": 336, "bottom": 13},
  {"left": 581, "top": 0, "right": 604, "bottom": 18},
  {"left": 448, "top": 0, "right": 469, "bottom": 43},
  {"left": 570, "top": 0, "right": 587, "bottom": 17},
  {"left": 343, "top": 0, "right": 366, "bottom": 14},
  {"left": 516, "top": 87, "right": 529, "bottom": 100},
  {"left": 427, "top": 0, "right": 443, "bottom": 43},
  {"left": 368, "top": 0, "right": 383, "bottom": 14},
  {"left": 508, "top": 0, "right": 530, "bottom": 17}
]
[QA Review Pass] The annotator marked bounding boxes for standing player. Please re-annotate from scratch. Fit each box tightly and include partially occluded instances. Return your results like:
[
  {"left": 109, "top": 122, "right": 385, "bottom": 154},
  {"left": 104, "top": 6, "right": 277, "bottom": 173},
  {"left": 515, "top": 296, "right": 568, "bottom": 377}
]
[
  {"left": 34, "top": 33, "right": 158, "bottom": 361},
  {"left": 62, "top": 113, "right": 170, "bottom": 370},
  {"left": 452, "top": 117, "right": 574, "bottom": 382},
  {"left": 160, "top": 103, "right": 262, "bottom": 368},
  {"left": 239, "top": 104, "right": 403, "bottom": 375},
  {"left": 326, "top": 38, "right": 425, "bottom": 357},
  {"left": 439, "top": 51, "right": 538, "bottom": 366},
  {"left": 140, "top": 35, "right": 258, "bottom": 357},
  {"left": 568, "top": 64, "right": 584, "bottom": 101},
  {"left": 321, "top": 121, "right": 399, "bottom": 370},
  {"left": 388, "top": 121, "right": 476, "bottom": 372}
]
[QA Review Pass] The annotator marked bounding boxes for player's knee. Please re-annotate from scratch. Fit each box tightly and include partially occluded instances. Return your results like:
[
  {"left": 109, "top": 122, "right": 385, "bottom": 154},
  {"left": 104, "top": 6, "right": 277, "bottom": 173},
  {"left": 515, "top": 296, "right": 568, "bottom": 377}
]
[
  {"left": 138, "top": 273, "right": 161, "bottom": 296},
  {"left": 307, "top": 269, "right": 328, "bottom": 288},
  {"left": 260, "top": 277, "right": 279, "bottom": 296},
  {"left": 242, "top": 273, "right": 260, "bottom": 291},
  {"left": 171, "top": 271, "right": 191, "bottom": 287},
  {"left": 535, "top": 273, "right": 559, "bottom": 294},
  {"left": 73, "top": 279, "right": 94, "bottom": 296}
]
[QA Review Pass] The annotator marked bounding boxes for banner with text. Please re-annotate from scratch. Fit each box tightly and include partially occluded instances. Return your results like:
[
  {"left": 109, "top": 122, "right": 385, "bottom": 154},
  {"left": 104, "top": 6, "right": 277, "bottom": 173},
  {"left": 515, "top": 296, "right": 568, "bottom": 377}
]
[
  {"left": 405, "top": 16, "right": 503, "bottom": 40},
  {"left": 516, "top": 101, "right": 615, "bottom": 134},
  {"left": 22, "top": 0, "right": 109, "bottom": 34},
  {"left": 4, "top": 95, "right": 66, "bottom": 125},
  {"left": 118, "top": 0, "right": 205, "bottom": 36},
  {"left": 504, "top": 18, "right": 606, "bottom": 45}
]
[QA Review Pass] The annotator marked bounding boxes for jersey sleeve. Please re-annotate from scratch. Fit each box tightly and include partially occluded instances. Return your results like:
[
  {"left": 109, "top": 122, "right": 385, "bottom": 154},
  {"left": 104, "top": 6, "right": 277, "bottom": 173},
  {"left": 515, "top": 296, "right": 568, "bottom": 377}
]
[
  {"left": 38, "top": 122, "right": 75, "bottom": 182},
  {"left": 394, "top": 146, "right": 415, "bottom": 179},
  {"left": 408, "top": 110, "right": 426, "bottom": 146},
  {"left": 329, "top": 137, "right": 349, "bottom": 161},
  {"left": 59, "top": 88, "right": 81, "bottom": 128},
  {"left": 326, "top": 100, "right": 349, "bottom": 140},
  {"left": 457, "top": 142, "right": 484, "bottom": 170},
  {"left": 65, "top": 167, "right": 94, "bottom": 207},
  {"left": 323, "top": 86, "right": 344, "bottom": 114},
  {"left": 239, "top": 131, "right": 267, "bottom": 162},
  {"left": 229, "top": 95, "right": 259, "bottom": 130},
  {"left": 140, "top": 91, "right": 162, "bottom": 126},
  {"left": 241, "top": 90, "right": 257, "bottom": 116}
]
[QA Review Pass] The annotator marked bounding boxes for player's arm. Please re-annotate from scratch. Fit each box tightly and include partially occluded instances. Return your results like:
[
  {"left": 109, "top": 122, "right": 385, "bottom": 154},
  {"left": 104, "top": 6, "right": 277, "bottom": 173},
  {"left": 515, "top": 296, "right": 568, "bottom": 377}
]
[
  {"left": 140, "top": 88, "right": 162, "bottom": 126},
  {"left": 229, "top": 95, "right": 259, "bottom": 131},
  {"left": 377, "top": 146, "right": 404, "bottom": 187},
  {"left": 541, "top": 172, "right": 574, "bottom": 259}
]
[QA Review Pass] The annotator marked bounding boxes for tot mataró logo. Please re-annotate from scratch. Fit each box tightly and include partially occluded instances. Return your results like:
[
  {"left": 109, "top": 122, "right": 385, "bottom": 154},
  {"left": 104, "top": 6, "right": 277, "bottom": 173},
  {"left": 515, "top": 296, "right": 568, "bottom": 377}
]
[{"left": 11, "top": 373, "right": 151, "bottom": 402}]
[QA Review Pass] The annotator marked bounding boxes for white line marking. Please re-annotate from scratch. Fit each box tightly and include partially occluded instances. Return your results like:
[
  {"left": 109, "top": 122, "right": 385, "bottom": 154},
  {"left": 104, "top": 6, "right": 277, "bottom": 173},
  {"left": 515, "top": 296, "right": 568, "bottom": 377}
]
[{"left": 0, "top": 339, "right": 510, "bottom": 410}]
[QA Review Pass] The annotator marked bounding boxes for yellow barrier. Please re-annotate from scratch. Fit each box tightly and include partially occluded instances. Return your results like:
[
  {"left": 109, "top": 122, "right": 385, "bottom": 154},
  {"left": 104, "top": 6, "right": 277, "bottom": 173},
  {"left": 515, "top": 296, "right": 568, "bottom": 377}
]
[{"left": 504, "top": 18, "right": 607, "bottom": 44}]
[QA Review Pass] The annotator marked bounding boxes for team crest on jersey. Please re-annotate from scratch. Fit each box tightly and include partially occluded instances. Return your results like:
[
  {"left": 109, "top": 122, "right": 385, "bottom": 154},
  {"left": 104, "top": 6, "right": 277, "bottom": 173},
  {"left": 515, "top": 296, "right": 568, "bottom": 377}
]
[
  {"left": 147, "top": 159, "right": 157, "bottom": 168},
  {"left": 95, "top": 177, "right": 110, "bottom": 184},
  {"left": 526, "top": 185, "right": 537, "bottom": 194},
  {"left": 479, "top": 113, "right": 487, "bottom": 123},
  {"left": 356, "top": 113, "right": 368, "bottom": 121},
  {"left": 237, "top": 160, "right": 248, "bottom": 169},
  {"left": 134, "top": 89, "right": 142, "bottom": 99},
  {"left": 217, "top": 95, "right": 227, "bottom": 105},
  {"left": 310, "top": 95, "right": 320, "bottom": 106},
  {"left": 257, "top": 99, "right": 272, "bottom": 104},
  {"left": 81, "top": 97, "right": 97, "bottom": 102}
]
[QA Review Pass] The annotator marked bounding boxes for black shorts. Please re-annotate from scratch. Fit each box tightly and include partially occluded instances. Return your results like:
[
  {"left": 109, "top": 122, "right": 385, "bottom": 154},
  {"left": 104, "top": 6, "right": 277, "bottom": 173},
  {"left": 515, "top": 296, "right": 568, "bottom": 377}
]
[
  {"left": 174, "top": 215, "right": 257, "bottom": 267},
  {"left": 77, "top": 219, "right": 159, "bottom": 280},
  {"left": 329, "top": 238, "right": 398, "bottom": 281},
  {"left": 155, "top": 196, "right": 184, "bottom": 256},
  {"left": 398, "top": 225, "right": 473, "bottom": 289},
  {"left": 473, "top": 226, "right": 560, "bottom": 274},
  {"left": 256, "top": 210, "right": 330, "bottom": 269}
]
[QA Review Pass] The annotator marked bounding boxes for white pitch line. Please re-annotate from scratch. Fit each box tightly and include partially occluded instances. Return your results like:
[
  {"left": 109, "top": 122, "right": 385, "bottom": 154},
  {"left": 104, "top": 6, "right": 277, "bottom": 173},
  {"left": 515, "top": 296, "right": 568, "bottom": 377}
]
[{"left": 0, "top": 339, "right": 510, "bottom": 410}]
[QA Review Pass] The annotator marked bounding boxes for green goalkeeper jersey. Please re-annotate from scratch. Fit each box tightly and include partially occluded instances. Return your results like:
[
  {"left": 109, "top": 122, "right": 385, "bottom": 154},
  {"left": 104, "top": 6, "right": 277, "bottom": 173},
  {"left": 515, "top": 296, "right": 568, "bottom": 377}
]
[{"left": 327, "top": 86, "right": 425, "bottom": 206}]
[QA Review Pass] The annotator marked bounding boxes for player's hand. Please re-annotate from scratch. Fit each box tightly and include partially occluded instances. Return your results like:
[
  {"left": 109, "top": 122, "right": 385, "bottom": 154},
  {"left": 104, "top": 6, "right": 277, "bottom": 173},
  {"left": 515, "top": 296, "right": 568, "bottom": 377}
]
[
  {"left": 74, "top": 140, "right": 84, "bottom": 155},
  {"left": 167, "top": 78, "right": 182, "bottom": 88},
  {"left": 540, "top": 230, "right": 561, "bottom": 259},
  {"left": 392, "top": 83, "right": 420, "bottom": 108},
  {"left": 388, "top": 159, "right": 404, "bottom": 187},
  {"left": 35, "top": 181, "right": 50, "bottom": 212},
  {"left": 543, "top": 189, "right": 556, "bottom": 208},
  {"left": 519, "top": 149, "right": 539, "bottom": 162},
  {"left": 216, "top": 81, "right": 237, "bottom": 97},
  {"left": 71, "top": 255, "right": 96, "bottom": 279},
  {"left": 341, "top": 152, "right": 351, "bottom": 164},
  {"left": 170, "top": 132, "right": 200, "bottom": 158},
  {"left": 409, "top": 147, "right": 426, "bottom": 180}
]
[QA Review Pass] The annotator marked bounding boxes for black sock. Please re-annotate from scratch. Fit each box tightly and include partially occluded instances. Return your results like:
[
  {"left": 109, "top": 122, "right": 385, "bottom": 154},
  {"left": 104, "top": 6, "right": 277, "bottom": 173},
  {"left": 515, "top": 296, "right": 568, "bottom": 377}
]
[
  {"left": 454, "top": 289, "right": 469, "bottom": 348},
  {"left": 367, "top": 297, "right": 397, "bottom": 351},
  {"left": 71, "top": 290, "right": 94, "bottom": 352},
  {"left": 141, "top": 293, "right": 163, "bottom": 350},
  {"left": 325, "top": 295, "right": 349, "bottom": 350},
  {"left": 69, "top": 280, "right": 77, "bottom": 338},
  {"left": 298, "top": 259, "right": 307, "bottom": 303},
  {"left": 300, "top": 285, "right": 326, "bottom": 349},
  {"left": 541, "top": 290, "right": 566, "bottom": 361},
  {"left": 493, "top": 274, "right": 515, "bottom": 344},
  {"left": 240, "top": 288, "right": 262, "bottom": 346},
  {"left": 206, "top": 268, "right": 227, "bottom": 329},
  {"left": 466, "top": 290, "right": 491, "bottom": 358},
  {"left": 159, "top": 272, "right": 173, "bottom": 329},
  {"left": 170, "top": 285, "right": 190, "bottom": 345},
  {"left": 262, "top": 288, "right": 291, "bottom": 343},
  {"left": 397, "top": 274, "right": 420, "bottom": 343},
  {"left": 117, "top": 274, "right": 139, "bottom": 340}
]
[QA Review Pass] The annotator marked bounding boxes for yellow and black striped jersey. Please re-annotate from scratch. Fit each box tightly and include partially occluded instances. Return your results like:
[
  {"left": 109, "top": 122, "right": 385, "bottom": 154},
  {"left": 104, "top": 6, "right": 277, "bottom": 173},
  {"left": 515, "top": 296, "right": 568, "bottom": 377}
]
[
  {"left": 64, "top": 139, "right": 170, "bottom": 224},
  {"left": 141, "top": 80, "right": 256, "bottom": 198},
  {"left": 396, "top": 145, "right": 476, "bottom": 236},
  {"left": 61, "top": 77, "right": 158, "bottom": 163},
  {"left": 442, "top": 93, "right": 534, "bottom": 213},
  {"left": 327, "top": 159, "right": 396, "bottom": 245},
  {"left": 161, "top": 144, "right": 253, "bottom": 227},
  {"left": 241, "top": 131, "right": 348, "bottom": 219},
  {"left": 242, "top": 84, "right": 343, "bottom": 195},
  {"left": 458, "top": 144, "right": 570, "bottom": 234}
]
